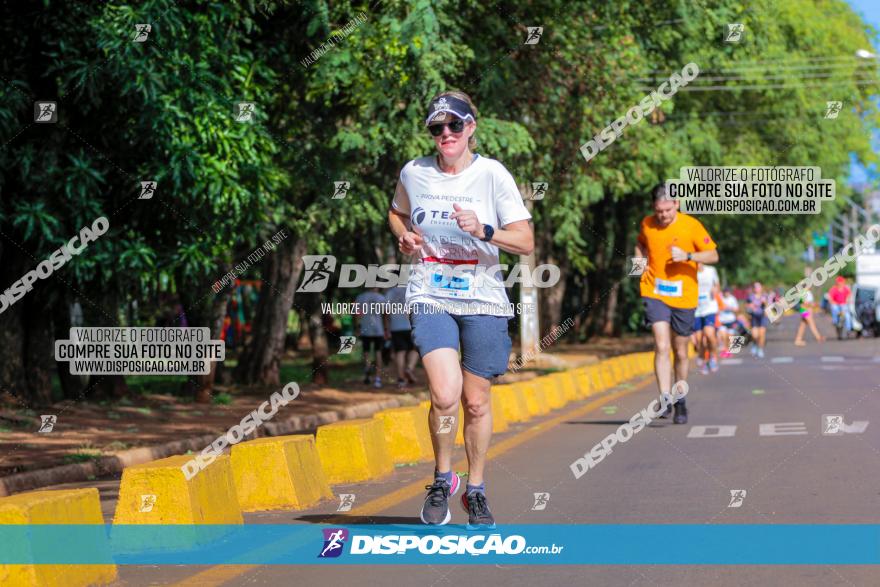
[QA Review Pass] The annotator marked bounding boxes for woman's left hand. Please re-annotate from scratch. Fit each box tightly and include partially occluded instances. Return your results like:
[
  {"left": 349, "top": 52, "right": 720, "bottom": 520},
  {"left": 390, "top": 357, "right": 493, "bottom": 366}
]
[{"left": 451, "top": 203, "right": 484, "bottom": 239}]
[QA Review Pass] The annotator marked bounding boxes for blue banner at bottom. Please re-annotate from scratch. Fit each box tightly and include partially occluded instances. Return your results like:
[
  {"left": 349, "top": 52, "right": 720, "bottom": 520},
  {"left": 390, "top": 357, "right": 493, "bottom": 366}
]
[{"left": 0, "top": 524, "right": 878, "bottom": 565}]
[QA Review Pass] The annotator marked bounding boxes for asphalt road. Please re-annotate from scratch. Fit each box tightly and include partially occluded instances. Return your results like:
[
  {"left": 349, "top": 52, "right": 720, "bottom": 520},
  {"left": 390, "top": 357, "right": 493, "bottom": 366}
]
[{"left": 67, "top": 315, "right": 880, "bottom": 586}]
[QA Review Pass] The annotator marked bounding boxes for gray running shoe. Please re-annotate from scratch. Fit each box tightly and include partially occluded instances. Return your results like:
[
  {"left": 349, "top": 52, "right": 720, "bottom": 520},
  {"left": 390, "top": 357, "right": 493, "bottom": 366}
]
[
  {"left": 420, "top": 473, "right": 460, "bottom": 525},
  {"left": 461, "top": 491, "right": 496, "bottom": 530}
]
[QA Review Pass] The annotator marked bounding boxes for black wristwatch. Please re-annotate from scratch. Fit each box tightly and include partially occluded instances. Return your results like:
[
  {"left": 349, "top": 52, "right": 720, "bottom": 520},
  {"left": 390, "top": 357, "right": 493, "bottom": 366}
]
[
  {"left": 480, "top": 224, "right": 495, "bottom": 242},
  {"left": 686, "top": 252, "right": 693, "bottom": 261}
]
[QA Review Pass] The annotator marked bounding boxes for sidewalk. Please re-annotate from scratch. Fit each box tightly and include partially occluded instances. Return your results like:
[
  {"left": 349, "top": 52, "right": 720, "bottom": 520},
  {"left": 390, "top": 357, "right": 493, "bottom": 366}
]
[{"left": 0, "top": 335, "right": 652, "bottom": 496}]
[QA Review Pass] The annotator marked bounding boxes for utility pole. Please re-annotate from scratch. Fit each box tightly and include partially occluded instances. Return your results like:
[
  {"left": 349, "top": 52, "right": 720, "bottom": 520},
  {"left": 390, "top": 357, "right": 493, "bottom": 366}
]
[{"left": 519, "top": 185, "right": 539, "bottom": 363}]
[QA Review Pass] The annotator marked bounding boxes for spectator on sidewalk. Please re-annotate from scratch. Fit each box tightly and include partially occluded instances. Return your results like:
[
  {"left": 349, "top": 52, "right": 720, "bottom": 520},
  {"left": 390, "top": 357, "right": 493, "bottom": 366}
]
[
  {"left": 355, "top": 287, "right": 389, "bottom": 388},
  {"left": 385, "top": 284, "right": 420, "bottom": 389}
]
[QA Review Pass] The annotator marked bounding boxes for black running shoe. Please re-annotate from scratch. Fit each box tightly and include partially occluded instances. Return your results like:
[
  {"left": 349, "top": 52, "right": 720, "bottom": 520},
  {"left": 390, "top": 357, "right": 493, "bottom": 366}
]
[
  {"left": 419, "top": 474, "right": 460, "bottom": 525},
  {"left": 673, "top": 401, "right": 688, "bottom": 424},
  {"left": 658, "top": 400, "right": 673, "bottom": 419},
  {"left": 461, "top": 491, "right": 496, "bottom": 530}
]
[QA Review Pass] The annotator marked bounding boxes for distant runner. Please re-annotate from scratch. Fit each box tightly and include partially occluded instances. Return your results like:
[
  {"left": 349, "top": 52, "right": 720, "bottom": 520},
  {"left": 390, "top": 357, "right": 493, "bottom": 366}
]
[
  {"left": 793, "top": 289, "right": 825, "bottom": 346},
  {"left": 636, "top": 184, "right": 719, "bottom": 424},
  {"left": 717, "top": 287, "right": 741, "bottom": 357},
  {"left": 694, "top": 262, "right": 721, "bottom": 374},
  {"left": 354, "top": 287, "right": 389, "bottom": 388},
  {"left": 746, "top": 282, "right": 768, "bottom": 358}
]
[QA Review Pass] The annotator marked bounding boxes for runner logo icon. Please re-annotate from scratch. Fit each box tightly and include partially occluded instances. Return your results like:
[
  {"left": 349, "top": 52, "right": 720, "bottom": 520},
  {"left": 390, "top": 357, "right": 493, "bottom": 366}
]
[
  {"left": 524, "top": 27, "right": 543, "bottom": 45},
  {"left": 724, "top": 23, "right": 744, "bottom": 42},
  {"left": 133, "top": 24, "right": 151, "bottom": 42},
  {"left": 728, "top": 489, "right": 746, "bottom": 508},
  {"left": 824, "top": 101, "right": 843, "bottom": 119},
  {"left": 139, "top": 181, "right": 157, "bottom": 200},
  {"left": 297, "top": 255, "right": 337, "bottom": 293},
  {"left": 530, "top": 182, "right": 548, "bottom": 200},
  {"left": 333, "top": 181, "right": 350, "bottom": 199},
  {"left": 729, "top": 336, "right": 745, "bottom": 354},
  {"left": 34, "top": 102, "right": 57, "bottom": 123},
  {"left": 437, "top": 415, "right": 455, "bottom": 434},
  {"left": 139, "top": 494, "right": 157, "bottom": 512},
  {"left": 319, "top": 528, "right": 349, "bottom": 558},
  {"left": 531, "top": 492, "right": 549, "bottom": 510},
  {"left": 337, "top": 494, "right": 356, "bottom": 512},
  {"left": 338, "top": 336, "right": 356, "bottom": 354},
  {"left": 38, "top": 415, "right": 57, "bottom": 433},
  {"left": 629, "top": 257, "right": 647, "bottom": 276}
]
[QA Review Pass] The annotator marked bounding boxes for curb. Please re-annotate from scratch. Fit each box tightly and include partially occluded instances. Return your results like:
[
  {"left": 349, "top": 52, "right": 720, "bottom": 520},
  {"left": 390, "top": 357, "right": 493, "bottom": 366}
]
[{"left": 0, "top": 392, "right": 428, "bottom": 497}]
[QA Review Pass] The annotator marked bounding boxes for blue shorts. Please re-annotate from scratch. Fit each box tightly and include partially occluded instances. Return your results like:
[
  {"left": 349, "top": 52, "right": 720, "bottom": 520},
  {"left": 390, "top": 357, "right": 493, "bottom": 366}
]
[
  {"left": 409, "top": 303, "right": 512, "bottom": 380},
  {"left": 693, "top": 313, "right": 716, "bottom": 331},
  {"left": 750, "top": 313, "right": 769, "bottom": 328}
]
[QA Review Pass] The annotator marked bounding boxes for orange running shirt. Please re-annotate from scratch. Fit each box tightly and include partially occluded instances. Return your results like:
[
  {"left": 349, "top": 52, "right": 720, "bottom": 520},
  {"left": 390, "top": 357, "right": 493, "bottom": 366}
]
[{"left": 637, "top": 213, "right": 716, "bottom": 309}]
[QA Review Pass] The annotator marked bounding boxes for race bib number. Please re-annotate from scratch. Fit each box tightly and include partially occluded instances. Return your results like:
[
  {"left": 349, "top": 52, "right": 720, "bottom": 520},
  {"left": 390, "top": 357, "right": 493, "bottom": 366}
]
[
  {"left": 427, "top": 263, "right": 476, "bottom": 299},
  {"left": 654, "top": 278, "right": 683, "bottom": 298}
]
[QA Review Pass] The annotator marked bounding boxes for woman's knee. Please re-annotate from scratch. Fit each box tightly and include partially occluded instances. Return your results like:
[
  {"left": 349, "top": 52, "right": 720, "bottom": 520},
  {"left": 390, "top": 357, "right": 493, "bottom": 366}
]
[
  {"left": 430, "top": 385, "right": 460, "bottom": 412},
  {"left": 462, "top": 392, "right": 490, "bottom": 418}
]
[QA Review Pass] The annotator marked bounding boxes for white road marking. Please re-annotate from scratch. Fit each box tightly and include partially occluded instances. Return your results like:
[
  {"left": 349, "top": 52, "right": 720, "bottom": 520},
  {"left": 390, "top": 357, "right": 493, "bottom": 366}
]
[
  {"left": 820, "top": 356, "right": 844, "bottom": 363},
  {"left": 759, "top": 422, "right": 808, "bottom": 436},
  {"left": 770, "top": 357, "right": 793, "bottom": 364},
  {"left": 721, "top": 359, "right": 743, "bottom": 365},
  {"left": 687, "top": 425, "right": 737, "bottom": 438},
  {"left": 842, "top": 421, "right": 869, "bottom": 434}
]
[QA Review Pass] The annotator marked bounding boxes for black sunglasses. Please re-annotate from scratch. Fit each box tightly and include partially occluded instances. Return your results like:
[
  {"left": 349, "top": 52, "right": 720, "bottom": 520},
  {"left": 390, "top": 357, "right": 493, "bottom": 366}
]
[{"left": 428, "top": 118, "right": 466, "bottom": 136}]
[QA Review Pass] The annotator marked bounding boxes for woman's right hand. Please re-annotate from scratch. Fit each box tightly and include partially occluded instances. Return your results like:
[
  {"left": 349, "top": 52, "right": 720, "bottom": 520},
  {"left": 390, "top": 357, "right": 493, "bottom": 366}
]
[{"left": 398, "top": 231, "right": 424, "bottom": 255}]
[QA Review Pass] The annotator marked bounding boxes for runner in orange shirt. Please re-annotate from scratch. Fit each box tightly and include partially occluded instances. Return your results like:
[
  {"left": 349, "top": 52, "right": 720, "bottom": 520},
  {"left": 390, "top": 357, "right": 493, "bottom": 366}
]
[{"left": 635, "top": 184, "right": 719, "bottom": 424}]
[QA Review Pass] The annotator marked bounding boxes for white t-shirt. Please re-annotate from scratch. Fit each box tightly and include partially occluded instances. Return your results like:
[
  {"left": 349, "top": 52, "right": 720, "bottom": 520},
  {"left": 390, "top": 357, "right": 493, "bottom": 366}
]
[
  {"left": 384, "top": 286, "right": 411, "bottom": 332},
  {"left": 393, "top": 154, "right": 532, "bottom": 317},
  {"left": 718, "top": 293, "right": 738, "bottom": 324},
  {"left": 695, "top": 265, "right": 720, "bottom": 317},
  {"left": 354, "top": 291, "right": 386, "bottom": 337}
]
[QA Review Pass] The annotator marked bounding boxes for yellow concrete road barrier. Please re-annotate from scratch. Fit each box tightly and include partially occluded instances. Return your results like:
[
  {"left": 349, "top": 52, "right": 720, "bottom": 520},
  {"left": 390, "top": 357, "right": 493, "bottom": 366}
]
[
  {"left": 113, "top": 454, "right": 242, "bottom": 525},
  {"left": 231, "top": 435, "right": 333, "bottom": 512},
  {"left": 493, "top": 384, "right": 530, "bottom": 423},
  {"left": 609, "top": 357, "right": 626, "bottom": 383},
  {"left": 536, "top": 376, "right": 566, "bottom": 410},
  {"left": 316, "top": 418, "right": 394, "bottom": 484},
  {"left": 0, "top": 488, "right": 117, "bottom": 587},
  {"left": 588, "top": 364, "right": 611, "bottom": 393},
  {"left": 599, "top": 362, "right": 618, "bottom": 388},
  {"left": 572, "top": 368, "right": 593, "bottom": 398},
  {"left": 624, "top": 355, "right": 638, "bottom": 379},
  {"left": 490, "top": 390, "right": 510, "bottom": 433},
  {"left": 517, "top": 381, "right": 550, "bottom": 417},
  {"left": 375, "top": 406, "right": 433, "bottom": 464},
  {"left": 554, "top": 371, "right": 579, "bottom": 403}
]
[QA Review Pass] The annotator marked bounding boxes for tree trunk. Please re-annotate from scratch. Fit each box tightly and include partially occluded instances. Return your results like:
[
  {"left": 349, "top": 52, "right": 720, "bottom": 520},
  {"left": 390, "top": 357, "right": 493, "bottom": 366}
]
[
  {"left": 583, "top": 196, "right": 609, "bottom": 338},
  {"left": 601, "top": 194, "right": 635, "bottom": 336},
  {"left": 307, "top": 298, "right": 330, "bottom": 386},
  {"left": 83, "top": 289, "right": 129, "bottom": 399},
  {"left": 234, "top": 234, "right": 306, "bottom": 385},
  {"left": 193, "top": 292, "right": 231, "bottom": 403},
  {"left": 53, "top": 296, "right": 88, "bottom": 401},
  {"left": 538, "top": 253, "right": 567, "bottom": 338},
  {"left": 23, "top": 289, "right": 56, "bottom": 405}
]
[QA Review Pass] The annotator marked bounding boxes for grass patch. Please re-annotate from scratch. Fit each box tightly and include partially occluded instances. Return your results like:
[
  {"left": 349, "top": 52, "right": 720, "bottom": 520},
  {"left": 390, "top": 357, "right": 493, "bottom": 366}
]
[
  {"left": 63, "top": 444, "right": 102, "bottom": 464},
  {"left": 212, "top": 393, "right": 233, "bottom": 405},
  {"left": 63, "top": 452, "right": 102, "bottom": 464}
]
